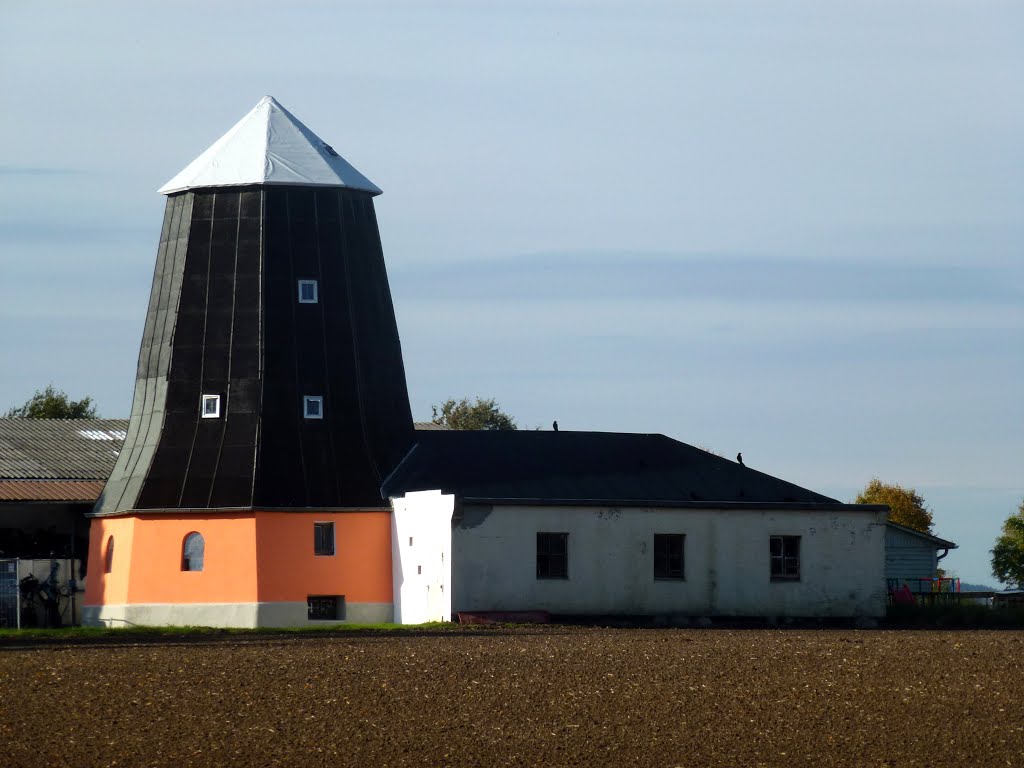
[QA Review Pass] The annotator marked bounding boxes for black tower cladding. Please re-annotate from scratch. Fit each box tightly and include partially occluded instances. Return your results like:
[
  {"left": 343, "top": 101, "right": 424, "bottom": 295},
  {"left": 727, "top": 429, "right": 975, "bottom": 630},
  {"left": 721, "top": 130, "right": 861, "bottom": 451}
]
[{"left": 94, "top": 97, "right": 414, "bottom": 516}]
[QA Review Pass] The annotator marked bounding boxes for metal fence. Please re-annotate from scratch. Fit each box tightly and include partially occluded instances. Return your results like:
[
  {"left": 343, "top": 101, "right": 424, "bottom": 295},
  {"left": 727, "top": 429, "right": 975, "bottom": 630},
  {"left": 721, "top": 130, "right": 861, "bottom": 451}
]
[{"left": 0, "top": 559, "right": 18, "bottom": 629}]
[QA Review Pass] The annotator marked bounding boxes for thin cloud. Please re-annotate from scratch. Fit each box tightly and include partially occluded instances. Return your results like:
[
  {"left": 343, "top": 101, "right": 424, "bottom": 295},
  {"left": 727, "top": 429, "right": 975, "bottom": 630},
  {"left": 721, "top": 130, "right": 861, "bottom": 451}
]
[
  {"left": 0, "top": 165, "right": 83, "bottom": 176},
  {"left": 393, "top": 252, "right": 1024, "bottom": 306}
]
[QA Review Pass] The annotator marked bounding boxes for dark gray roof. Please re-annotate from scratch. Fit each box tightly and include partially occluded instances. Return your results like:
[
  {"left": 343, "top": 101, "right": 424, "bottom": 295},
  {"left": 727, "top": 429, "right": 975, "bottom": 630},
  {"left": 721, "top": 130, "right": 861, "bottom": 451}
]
[
  {"left": 382, "top": 430, "right": 855, "bottom": 508},
  {"left": 0, "top": 419, "right": 128, "bottom": 480}
]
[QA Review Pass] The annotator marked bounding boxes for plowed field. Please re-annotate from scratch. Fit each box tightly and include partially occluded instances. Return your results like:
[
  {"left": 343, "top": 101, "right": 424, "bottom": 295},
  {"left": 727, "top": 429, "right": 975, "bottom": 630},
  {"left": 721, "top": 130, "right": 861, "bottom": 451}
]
[{"left": 1, "top": 627, "right": 1021, "bottom": 767}]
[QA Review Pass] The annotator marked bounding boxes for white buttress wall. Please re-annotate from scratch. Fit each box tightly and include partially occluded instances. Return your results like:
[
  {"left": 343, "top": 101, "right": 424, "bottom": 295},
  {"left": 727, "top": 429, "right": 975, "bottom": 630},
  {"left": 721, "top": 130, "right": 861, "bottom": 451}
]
[
  {"left": 391, "top": 490, "right": 454, "bottom": 624},
  {"left": 453, "top": 505, "right": 887, "bottom": 618}
]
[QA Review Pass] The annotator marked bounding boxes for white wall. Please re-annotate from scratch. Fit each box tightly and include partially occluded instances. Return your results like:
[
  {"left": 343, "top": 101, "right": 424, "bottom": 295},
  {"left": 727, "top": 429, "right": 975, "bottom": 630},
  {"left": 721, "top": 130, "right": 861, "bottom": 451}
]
[
  {"left": 453, "top": 504, "right": 887, "bottom": 618},
  {"left": 391, "top": 490, "right": 454, "bottom": 624}
]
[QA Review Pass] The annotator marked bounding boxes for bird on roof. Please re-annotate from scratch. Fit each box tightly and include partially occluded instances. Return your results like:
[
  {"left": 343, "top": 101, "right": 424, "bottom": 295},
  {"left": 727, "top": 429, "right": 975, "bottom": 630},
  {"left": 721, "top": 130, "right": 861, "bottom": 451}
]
[
  {"left": 736, "top": 452, "right": 744, "bottom": 466},
  {"left": 553, "top": 421, "right": 559, "bottom": 432}
]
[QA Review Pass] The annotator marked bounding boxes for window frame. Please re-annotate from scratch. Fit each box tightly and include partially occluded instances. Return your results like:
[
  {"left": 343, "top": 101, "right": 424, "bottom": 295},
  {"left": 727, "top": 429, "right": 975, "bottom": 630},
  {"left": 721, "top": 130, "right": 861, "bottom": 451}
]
[
  {"left": 297, "top": 279, "right": 319, "bottom": 304},
  {"left": 181, "top": 531, "right": 205, "bottom": 572},
  {"left": 653, "top": 533, "right": 685, "bottom": 580},
  {"left": 314, "top": 521, "right": 335, "bottom": 557},
  {"left": 770, "top": 535, "right": 801, "bottom": 581},
  {"left": 536, "top": 532, "right": 568, "bottom": 580},
  {"left": 201, "top": 394, "right": 221, "bottom": 419},
  {"left": 303, "top": 395, "right": 324, "bottom": 420}
]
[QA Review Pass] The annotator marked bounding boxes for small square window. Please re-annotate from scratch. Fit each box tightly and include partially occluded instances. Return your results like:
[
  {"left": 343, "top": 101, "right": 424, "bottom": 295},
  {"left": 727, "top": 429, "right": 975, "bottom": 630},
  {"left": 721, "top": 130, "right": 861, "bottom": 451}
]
[
  {"left": 308, "top": 595, "right": 344, "bottom": 621},
  {"left": 770, "top": 535, "right": 801, "bottom": 581},
  {"left": 304, "top": 396, "right": 324, "bottom": 419},
  {"left": 537, "top": 532, "right": 568, "bottom": 579},
  {"left": 201, "top": 394, "right": 221, "bottom": 419},
  {"left": 314, "top": 522, "right": 335, "bottom": 556},
  {"left": 298, "top": 280, "right": 318, "bottom": 304},
  {"left": 653, "top": 534, "right": 685, "bottom": 580}
]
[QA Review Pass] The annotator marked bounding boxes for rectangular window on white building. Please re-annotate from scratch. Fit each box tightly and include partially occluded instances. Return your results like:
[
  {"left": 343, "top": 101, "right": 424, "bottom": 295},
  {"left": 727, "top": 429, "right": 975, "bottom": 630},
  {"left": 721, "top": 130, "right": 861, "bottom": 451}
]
[
  {"left": 536, "top": 532, "right": 568, "bottom": 579},
  {"left": 653, "top": 534, "right": 684, "bottom": 580},
  {"left": 770, "top": 535, "right": 800, "bottom": 581}
]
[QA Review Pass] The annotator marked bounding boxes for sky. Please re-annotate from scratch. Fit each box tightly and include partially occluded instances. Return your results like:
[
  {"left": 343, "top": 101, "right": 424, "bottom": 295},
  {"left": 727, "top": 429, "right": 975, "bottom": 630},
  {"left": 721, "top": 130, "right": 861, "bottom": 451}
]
[{"left": 0, "top": 1, "right": 1021, "bottom": 585}]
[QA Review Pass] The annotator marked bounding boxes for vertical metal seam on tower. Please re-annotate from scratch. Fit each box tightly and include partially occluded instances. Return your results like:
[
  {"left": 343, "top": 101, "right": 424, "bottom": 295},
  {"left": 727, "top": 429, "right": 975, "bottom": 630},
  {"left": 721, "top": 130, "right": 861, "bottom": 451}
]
[
  {"left": 205, "top": 191, "right": 244, "bottom": 508},
  {"left": 249, "top": 189, "right": 265, "bottom": 508},
  {"left": 313, "top": 191, "right": 343, "bottom": 503},
  {"left": 285, "top": 189, "right": 310, "bottom": 506},
  {"left": 176, "top": 194, "right": 216, "bottom": 508}
]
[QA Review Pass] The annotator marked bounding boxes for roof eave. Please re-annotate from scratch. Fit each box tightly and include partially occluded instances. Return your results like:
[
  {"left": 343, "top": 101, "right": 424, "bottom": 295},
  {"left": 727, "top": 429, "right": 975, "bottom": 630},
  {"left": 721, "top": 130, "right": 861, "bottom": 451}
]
[
  {"left": 448, "top": 496, "right": 889, "bottom": 512},
  {"left": 158, "top": 180, "right": 382, "bottom": 197},
  {"left": 885, "top": 520, "right": 958, "bottom": 549}
]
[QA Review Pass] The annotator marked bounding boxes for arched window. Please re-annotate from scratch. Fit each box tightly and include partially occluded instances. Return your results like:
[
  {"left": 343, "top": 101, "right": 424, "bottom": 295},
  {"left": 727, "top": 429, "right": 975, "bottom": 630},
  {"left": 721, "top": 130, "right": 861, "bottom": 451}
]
[
  {"left": 104, "top": 536, "right": 114, "bottom": 573},
  {"left": 182, "top": 532, "right": 205, "bottom": 572}
]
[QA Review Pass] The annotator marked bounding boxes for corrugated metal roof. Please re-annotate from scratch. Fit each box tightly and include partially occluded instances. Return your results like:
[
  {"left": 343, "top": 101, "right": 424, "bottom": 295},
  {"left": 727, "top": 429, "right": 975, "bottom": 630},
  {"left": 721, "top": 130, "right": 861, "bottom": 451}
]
[
  {"left": 0, "top": 480, "right": 107, "bottom": 502},
  {"left": 0, "top": 419, "right": 128, "bottom": 480}
]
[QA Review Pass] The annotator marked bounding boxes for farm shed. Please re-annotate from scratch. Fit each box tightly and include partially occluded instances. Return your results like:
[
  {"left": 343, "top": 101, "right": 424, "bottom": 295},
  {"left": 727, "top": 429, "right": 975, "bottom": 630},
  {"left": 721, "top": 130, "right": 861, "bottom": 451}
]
[
  {"left": 0, "top": 419, "right": 127, "bottom": 626},
  {"left": 884, "top": 521, "right": 957, "bottom": 594},
  {"left": 384, "top": 430, "right": 890, "bottom": 620},
  {"left": 0, "top": 419, "right": 126, "bottom": 564}
]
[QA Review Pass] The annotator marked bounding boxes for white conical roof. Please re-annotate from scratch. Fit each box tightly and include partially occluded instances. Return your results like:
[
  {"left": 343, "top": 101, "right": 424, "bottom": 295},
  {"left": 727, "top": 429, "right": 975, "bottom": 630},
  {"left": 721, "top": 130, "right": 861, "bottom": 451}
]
[{"left": 158, "top": 96, "right": 381, "bottom": 196}]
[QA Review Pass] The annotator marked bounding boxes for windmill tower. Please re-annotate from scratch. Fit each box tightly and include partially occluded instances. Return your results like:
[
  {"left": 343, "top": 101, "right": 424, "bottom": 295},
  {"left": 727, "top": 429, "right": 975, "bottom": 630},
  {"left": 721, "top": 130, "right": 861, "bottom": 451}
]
[{"left": 84, "top": 97, "right": 415, "bottom": 627}]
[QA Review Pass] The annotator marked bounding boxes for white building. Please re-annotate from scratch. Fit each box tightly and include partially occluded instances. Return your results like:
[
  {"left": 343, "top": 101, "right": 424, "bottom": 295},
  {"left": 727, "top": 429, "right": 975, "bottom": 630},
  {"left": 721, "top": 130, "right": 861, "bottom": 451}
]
[{"left": 385, "top": 430, "right": 889, "bottom": 620}]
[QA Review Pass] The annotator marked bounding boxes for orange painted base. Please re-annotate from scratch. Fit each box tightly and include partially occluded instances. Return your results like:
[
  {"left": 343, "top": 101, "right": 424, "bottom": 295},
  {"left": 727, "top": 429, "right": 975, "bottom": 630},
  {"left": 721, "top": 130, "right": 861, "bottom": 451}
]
[{"left": 84, "top": 511, "right": 393, "bottom": 613}]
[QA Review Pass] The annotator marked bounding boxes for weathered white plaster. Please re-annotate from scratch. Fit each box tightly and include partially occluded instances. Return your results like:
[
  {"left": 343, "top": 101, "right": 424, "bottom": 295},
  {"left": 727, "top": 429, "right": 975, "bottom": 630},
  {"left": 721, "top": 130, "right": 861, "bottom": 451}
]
[
  {"left": 390, "top": 490, "right": 454, "bottom": 623},
  {"left": 452, "top": 504, "right": 887, "bottom": 618},
  {"left": 82, "top": 601, "right": 393, "bottom": 628}
]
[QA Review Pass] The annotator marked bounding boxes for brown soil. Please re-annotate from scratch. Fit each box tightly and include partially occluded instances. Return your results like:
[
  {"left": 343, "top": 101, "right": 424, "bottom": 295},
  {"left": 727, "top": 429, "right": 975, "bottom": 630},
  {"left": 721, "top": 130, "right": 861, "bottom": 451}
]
[{"left": 0, "top": 626, "right": 1021, "bottom": 767}]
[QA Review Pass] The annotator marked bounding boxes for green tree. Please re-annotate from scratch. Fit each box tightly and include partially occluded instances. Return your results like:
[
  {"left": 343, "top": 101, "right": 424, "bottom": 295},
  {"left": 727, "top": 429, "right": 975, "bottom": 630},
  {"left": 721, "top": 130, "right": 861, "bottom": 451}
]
[
  {"left": 855, "top": 478, "right": 934, "bottom": 534},
  {"left": 4, "top": 385, "right": 98, "bottom": 419},
  {"left": 431, "top": 397, "right": 516, "bottom": 431},
  {"left": 991, "top": 500, "right": 1024, "bottom": 588}
]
